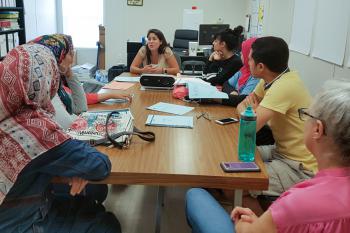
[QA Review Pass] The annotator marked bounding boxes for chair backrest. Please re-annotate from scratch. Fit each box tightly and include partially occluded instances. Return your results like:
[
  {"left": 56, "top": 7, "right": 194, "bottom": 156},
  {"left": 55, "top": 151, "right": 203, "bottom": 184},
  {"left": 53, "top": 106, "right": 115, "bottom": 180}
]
[
  {"left": 173, "top": 29, "right": 198, "bottom": 53},
  {"left": 127, "top": 42, "right": 143, "bottom": 71}
]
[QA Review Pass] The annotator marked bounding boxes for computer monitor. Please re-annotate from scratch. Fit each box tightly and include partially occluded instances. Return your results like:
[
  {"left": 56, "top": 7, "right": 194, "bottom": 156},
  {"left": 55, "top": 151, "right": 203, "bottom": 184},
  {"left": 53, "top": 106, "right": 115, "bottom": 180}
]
[{"left": 198, "top": 24, "right": 230, "bottom": 46}]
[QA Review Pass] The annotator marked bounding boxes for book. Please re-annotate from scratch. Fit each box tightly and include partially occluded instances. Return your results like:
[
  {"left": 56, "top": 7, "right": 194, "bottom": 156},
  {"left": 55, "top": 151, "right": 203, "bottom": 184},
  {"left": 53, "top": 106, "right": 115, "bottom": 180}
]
[{"left": 66, "top": 109, "right": 134, "bottom": 144}]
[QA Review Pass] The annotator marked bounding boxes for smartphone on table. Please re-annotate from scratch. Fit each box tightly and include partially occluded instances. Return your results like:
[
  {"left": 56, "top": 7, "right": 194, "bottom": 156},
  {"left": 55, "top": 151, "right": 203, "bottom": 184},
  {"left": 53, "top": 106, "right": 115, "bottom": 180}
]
[
  {"left": 215, "top": 117, "right": 239, "bottom": 125},
  {"left": 220, "top": 162, "right": 260, "bottom": 172}
]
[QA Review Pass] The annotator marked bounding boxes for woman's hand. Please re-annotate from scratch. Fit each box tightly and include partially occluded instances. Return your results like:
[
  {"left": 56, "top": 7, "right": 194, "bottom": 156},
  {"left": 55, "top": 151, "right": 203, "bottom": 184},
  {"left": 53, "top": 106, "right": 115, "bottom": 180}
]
[
  {"left": 231, "top": 207, "right": 258, "bottom": 224},
  {"left": 69, "top": 177, "right": 88, "bottom": 196},
  {"left": 209, "top": 51, "right": 223, "bottom": 61},
  {"left": 110, "top": 93, "right": 133, "bottom": 103},
  {"left": 141, "top": 65, "right": 163, "bottom": 74}
]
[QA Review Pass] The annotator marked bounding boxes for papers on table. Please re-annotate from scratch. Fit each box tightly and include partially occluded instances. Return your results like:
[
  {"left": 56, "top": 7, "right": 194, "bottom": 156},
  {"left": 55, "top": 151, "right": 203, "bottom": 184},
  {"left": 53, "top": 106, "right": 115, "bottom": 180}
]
[
  {"left": 101, "top": 99, "right": 128, "bottom": 104},
  {"left": 114, "top": 76, "right": 140, "bottom": 82},
  {"left": 147, "top": 102, "right": 194, "bottom": 115},
  {"left": 187, "top": 82, "right": 228, "bottom": 99},
  {"left": 175, "top": 77, "right": 210, "bottom": 86},
  {"left": 102, "top": 81, "right": 135, "bottom": 90},
  {"left": 146, "top": 115, "right": 193, "bottom": 128}
]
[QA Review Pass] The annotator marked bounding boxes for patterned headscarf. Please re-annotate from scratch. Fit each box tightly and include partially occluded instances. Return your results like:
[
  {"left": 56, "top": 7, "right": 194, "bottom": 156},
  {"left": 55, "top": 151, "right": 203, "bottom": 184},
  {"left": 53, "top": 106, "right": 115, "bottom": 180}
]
[
  {"left": 30, "top": 34, "right": 74, "bottom": 64},
  {"left": 0, "top": 44, "right": 70, "bottom": 205},
  {"left": 30, "top": 34, "right": 74, "bottom": 114}
]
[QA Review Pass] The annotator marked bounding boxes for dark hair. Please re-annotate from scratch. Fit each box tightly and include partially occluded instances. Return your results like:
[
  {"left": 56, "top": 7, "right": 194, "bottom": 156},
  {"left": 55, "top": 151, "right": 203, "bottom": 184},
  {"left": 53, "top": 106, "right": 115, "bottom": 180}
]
[
  {"left": 145, "top": 29, "right": 169, "bottom": 65},
  {"left": 251, "top": 36, "right": 289, "bottom": 73},
  {"left": 214, "top": 25, "right": 243, "bottom": 51}
]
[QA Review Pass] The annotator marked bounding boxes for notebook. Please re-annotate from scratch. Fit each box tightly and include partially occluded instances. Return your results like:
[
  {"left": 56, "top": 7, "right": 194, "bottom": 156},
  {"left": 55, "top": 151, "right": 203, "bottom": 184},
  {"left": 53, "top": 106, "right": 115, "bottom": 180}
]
[
  {"left": 145, "top": 115, "right": 193, "bottom": 128},
  {"left": 147, "top": 102, "right": 194, "bottom": 115}
]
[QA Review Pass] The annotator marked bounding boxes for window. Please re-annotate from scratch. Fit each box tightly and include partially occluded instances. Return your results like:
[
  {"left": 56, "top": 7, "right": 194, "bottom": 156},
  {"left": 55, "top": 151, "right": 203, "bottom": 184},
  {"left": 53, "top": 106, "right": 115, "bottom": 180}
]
[{"left": 60, "top": 0, "right": 103, "bottom": 48}]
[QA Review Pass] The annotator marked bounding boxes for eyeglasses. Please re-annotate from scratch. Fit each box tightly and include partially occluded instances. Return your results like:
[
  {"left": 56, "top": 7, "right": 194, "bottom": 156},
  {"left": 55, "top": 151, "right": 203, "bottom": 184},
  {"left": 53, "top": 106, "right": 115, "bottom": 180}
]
[
  {"left": 298, "top": 108, "right": 318, "bottom": 121},
  {"left": 197, "top": 112, "right": 211, "bottom": 121},
  {"left": 298, "top": 108, "right": 327, "bottom": 135}
]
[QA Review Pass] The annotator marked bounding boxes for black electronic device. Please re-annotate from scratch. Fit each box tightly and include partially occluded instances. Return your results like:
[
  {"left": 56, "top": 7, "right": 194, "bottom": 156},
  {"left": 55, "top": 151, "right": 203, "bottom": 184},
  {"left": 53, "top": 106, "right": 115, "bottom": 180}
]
[
  {"left": 199, "top": 24, "right": 230, "bottom": 45},
  {"left": 140, "top": 74, "right": 176, "bottom": 89}
]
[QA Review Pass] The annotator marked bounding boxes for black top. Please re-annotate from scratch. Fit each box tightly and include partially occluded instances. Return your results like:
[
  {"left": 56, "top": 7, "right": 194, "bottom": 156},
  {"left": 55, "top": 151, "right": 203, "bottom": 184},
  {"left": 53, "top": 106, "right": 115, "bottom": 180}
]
[{"left": 203, "top": 54, "right": 242, "bottom": 86}]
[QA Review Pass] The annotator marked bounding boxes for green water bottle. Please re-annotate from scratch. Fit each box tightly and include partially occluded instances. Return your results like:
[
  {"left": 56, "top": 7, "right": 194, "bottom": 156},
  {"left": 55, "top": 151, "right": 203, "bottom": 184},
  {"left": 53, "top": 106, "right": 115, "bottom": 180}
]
[{"left": 238, "top": 106, "right": 257, "bottom": 162}]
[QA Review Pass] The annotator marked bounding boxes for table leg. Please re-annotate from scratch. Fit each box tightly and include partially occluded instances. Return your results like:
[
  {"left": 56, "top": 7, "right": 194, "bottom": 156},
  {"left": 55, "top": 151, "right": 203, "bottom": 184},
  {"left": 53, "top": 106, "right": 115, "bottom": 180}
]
[
  {"left": 155, "top": 186, "right": 165, "bottom": 233},
  {"left": 234, "top": 189, "right": 243, "bottom": 206}
]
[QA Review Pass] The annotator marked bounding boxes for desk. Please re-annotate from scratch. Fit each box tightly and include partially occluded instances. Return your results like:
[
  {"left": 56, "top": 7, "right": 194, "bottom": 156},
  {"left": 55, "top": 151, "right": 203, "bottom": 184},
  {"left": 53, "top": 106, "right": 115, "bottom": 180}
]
[
  {"left": 76, "top": 73, "right": 268, "bottom": 232},
  {"left": 92, "top": 73, "right": 268, "bottom": 190}
]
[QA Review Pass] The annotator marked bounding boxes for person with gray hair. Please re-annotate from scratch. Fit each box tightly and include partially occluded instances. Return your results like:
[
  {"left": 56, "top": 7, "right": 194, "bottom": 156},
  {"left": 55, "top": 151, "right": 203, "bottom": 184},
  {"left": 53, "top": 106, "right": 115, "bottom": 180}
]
[
  {"left": 230, "top": 80, "right": 350, "bottom": 233},
  {"left": 186, "top": 80, "right": 350, "bottom": 233}
]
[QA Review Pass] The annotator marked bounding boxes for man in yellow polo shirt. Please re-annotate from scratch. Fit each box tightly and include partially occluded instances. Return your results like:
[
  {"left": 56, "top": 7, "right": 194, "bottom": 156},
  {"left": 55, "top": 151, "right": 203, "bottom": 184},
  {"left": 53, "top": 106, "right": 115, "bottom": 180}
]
[{"left": 237, "top": 36, "right": 317, "bottom": 197}]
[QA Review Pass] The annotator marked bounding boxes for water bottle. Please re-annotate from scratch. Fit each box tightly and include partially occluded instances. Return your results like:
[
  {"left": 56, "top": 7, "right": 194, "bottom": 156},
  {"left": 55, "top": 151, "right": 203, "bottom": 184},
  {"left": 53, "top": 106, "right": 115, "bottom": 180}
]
[{"left": 238, "top": 106, "right": 257, "bottom": 162}]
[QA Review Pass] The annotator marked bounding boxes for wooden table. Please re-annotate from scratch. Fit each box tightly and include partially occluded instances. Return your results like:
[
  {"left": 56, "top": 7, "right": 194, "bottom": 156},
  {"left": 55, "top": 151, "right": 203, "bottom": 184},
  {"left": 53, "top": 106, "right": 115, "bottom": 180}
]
[{"left": 86, "top": 73, "right": 268, "bottom": 232}]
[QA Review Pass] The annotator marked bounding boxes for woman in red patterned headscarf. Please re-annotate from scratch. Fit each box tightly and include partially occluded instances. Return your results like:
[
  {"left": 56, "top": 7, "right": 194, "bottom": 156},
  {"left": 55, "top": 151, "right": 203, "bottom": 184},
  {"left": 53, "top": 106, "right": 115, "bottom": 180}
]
[{"left": 0, "top": 43, "right": 121, "bottom": 233}]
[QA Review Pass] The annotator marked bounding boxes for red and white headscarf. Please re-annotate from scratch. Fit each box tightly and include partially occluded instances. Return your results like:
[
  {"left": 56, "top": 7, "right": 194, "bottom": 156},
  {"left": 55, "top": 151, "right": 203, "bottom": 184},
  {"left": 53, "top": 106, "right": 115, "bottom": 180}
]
[{"left": 0, "top": 43, "right": 70, "bottom": 205}]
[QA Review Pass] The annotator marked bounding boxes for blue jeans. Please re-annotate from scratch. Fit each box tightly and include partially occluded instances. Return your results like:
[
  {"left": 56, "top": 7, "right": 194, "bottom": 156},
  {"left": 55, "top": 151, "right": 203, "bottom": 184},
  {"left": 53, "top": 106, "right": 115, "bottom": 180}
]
[
  {"left": 0, "top": 139, "right": 121, "bottom": 233},
  {"left": 186, "top": 188, "right": 235, "bottom": 233}
]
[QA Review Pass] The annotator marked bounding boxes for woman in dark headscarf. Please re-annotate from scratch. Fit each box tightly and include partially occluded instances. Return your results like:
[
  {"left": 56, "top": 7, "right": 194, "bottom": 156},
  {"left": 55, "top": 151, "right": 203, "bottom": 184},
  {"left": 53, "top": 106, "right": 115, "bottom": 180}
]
[
  {"left": 0, "top": 43, "right": 121, "bottom": 232},
  {"left": 32, "top": 34, "right": 132, "bottom": 114}
]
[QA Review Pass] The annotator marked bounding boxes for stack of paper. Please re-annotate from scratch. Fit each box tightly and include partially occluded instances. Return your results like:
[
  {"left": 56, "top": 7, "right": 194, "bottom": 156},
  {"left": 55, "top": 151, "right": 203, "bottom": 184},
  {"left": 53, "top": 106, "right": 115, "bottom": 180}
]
[
  {"left": 146, "top": 115, "right": 193, "bottom": 128},
  {"left": 187, "top": 82, "right": 228, "bottom": 99},
  {"left": 102, "top": 81, "right": 135, "bottom": 90},
  {"left": 114, "top": 76, "right": 140, "bottom": 83},
  {"left": 147, "top": 102, "right": 194, "bottom": 115}
]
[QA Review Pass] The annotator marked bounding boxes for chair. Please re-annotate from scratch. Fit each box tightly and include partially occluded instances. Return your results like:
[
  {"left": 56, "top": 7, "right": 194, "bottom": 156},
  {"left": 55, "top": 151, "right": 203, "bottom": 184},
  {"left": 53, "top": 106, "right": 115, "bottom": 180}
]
[
  {"left": 127, "top": 42, "right": 143, "bottom": 72},
  {"left": 181, "top": 60, "right": 206, "bottom": 75},
  {"left": 173, "top": 29, "right": 198, "bottom": 54}
]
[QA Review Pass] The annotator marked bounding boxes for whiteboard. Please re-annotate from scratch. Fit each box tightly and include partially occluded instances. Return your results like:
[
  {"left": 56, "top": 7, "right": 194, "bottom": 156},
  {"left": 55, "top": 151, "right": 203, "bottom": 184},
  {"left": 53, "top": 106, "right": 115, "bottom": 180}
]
[
  {"left": 311, "top": 0, "right": 350, "bottom": 65},
  {"left": 183, "top": 9, "right": 203, "bottom": 31},
  {"left": 289, "top": 0, "right": 316, "bottom": 55}
]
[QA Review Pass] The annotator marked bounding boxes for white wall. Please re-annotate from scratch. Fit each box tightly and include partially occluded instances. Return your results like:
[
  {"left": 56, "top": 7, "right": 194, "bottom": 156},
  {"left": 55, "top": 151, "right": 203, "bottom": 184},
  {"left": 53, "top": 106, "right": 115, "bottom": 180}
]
[
  {"left": 258, "top": 0, "right": 350, "bottom": 95},
  {"left": 24, "top": 0, "right": 57, "bottom": 41},
  {"left": 105, "top": 0, "right": 249, "bottom": 69}
]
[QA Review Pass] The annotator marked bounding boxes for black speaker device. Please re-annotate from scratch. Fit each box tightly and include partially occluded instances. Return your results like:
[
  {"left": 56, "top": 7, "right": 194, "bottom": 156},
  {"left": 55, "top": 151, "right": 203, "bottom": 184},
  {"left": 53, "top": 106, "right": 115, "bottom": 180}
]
[{"left": 140, "top": 74, "right": 176, "bottom": 89}]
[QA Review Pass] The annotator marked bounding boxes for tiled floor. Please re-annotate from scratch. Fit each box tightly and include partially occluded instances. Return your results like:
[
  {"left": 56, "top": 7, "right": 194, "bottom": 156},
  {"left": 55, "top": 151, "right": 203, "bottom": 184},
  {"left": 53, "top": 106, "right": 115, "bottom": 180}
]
[{"left": 104, "top": 185, "right": 264, "bottom": 233}]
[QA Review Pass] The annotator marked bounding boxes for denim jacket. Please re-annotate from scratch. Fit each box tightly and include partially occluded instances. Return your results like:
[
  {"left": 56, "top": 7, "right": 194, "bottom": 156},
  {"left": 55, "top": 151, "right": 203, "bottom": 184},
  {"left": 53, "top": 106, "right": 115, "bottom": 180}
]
[{"left": 0, "top": 139, "right": 111, "bottom": 232}]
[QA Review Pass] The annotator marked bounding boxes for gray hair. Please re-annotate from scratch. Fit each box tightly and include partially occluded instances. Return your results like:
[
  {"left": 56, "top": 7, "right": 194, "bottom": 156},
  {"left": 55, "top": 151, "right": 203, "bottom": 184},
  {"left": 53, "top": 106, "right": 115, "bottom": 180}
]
[{"left": 310, "top": 80, "right": 350, "bottom": 162}]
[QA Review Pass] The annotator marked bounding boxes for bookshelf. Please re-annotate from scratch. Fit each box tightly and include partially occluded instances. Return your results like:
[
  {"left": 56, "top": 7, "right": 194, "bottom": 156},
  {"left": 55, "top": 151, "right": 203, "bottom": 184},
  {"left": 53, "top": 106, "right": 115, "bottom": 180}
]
[{"left": 0, "top": 0, "right": 26, "bottom": 59}]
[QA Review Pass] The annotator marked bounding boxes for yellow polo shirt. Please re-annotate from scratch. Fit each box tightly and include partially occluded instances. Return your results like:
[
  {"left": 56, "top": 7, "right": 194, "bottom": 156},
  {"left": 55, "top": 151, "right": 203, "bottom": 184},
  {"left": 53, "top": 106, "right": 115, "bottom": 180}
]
[{"left": 255, "top": 71, "right": 317, "bottom": 173}]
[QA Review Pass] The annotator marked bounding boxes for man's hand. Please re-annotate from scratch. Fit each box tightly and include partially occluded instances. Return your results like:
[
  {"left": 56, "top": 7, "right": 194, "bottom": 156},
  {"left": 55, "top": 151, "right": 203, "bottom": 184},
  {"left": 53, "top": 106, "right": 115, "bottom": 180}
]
[
  {"left": 236, "top": 93, "right": 261, "bottom": 114},
  {"left": 69, "top": 177, "right": 88, "bottom": 196}
]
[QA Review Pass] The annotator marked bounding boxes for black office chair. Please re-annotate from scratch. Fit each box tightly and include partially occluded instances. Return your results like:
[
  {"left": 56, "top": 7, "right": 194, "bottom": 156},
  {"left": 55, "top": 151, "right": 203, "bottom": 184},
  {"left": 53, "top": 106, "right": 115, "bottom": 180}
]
[
  {"left": 173, "top": 29, "right": 198, "bottom": 54},
  {"left": 127, "top": 42, "right": 143, "bottom": 72}
]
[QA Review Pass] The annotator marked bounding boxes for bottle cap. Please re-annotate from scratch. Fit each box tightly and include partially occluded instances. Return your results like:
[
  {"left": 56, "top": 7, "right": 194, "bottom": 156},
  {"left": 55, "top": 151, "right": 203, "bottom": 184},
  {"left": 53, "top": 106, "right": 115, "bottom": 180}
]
[{"left": 241, "top": 105, "right": 257, "bottom": 120}]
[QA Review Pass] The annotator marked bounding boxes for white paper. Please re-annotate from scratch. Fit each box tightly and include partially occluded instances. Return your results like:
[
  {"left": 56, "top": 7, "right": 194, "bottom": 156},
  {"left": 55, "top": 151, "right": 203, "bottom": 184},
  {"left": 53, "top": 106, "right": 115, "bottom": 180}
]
[
  {"left": 311, "top": 0, "right": 350, "bottom": 65},
  {"left": 146, "top": 115, "right": 193, "bottom": 129},
  {"left": 183, "top": 9, "right": 203, "bottom": 30},
  {"left": 187, "top": 83, "right": 228, "bottom": 99},
  {"left": 147, "top": 102, "right": 194, "bottom": 115},
  {"left": 289, "top": 0, "right": 316, "bottom": 55},
  {"left": 114, "top": 76, "right": 140, "bottom": 82}
]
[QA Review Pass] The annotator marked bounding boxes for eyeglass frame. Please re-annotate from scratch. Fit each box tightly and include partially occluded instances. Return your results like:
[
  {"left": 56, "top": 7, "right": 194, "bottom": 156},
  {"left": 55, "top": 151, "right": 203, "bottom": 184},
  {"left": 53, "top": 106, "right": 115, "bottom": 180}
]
[
  {"left": 196, "top": 112, "right": 211, "bottom": 121},
  {"left": 298, "top": 108, "right": 327, "bottom": 135}
]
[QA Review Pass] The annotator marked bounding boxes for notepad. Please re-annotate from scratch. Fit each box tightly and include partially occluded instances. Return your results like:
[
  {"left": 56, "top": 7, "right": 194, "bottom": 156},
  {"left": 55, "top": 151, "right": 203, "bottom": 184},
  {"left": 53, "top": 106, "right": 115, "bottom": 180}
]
[
  {"left": 102, "top": 81, "right": 135, "bottom": 90},
  {"left": 146, "top": 115, "right": 193, "bottom": 128},
  {"left": 114, "top": 76, "right": 140, "bottom": 82},
  {"left": 147, "top": 102, "right": 194, "bottom": 115}
]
